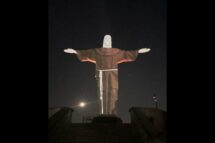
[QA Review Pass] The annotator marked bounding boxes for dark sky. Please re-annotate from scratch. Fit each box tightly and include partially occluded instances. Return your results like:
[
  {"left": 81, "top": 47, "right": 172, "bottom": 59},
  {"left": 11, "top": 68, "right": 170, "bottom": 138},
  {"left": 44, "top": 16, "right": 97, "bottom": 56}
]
[{"left": 48, "top": 0, "right": 166, "bottom": 123}]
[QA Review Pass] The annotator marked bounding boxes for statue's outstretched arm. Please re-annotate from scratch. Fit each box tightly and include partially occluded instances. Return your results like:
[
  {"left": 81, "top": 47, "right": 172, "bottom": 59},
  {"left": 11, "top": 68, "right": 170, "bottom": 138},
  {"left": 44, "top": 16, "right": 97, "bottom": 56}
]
[
  {"left": 64, "top": 48, "right": 77, "bottom": 54},
  {"left": 138, "top": 48, "right": 151, "bottom": 54}
]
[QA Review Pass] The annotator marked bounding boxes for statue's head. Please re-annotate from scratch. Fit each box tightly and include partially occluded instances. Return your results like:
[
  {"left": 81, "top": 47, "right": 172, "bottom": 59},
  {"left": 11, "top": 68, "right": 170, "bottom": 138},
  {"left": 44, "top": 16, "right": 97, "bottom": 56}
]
[{"left": 103, "top": 35, "right": 112, "bottom": 48}]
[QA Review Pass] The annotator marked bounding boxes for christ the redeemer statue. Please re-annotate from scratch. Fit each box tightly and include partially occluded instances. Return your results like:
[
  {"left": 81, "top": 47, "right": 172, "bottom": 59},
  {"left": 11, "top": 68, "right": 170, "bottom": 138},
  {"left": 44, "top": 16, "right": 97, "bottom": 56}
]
[{"left": 64, "top": 35, "right": 150, "bottom": 115}]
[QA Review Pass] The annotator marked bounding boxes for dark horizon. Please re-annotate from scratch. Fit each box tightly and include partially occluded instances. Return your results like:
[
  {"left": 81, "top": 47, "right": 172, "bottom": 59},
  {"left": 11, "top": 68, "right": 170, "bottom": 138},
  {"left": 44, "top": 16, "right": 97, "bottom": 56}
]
[{"left": 48, "top": 0, "right": 166, "bottom": 123}]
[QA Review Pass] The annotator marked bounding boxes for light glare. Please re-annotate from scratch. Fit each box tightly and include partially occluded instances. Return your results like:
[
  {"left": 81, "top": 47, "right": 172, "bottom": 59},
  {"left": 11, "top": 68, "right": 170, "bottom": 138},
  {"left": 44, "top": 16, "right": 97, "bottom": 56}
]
[{"left": 79, "top": 102, "right": 85, "bottom": 107}]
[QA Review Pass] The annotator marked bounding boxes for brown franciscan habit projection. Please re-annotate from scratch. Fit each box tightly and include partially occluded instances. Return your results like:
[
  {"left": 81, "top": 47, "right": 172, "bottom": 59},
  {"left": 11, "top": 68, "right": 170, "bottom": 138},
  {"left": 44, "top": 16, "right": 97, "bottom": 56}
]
[{"left": 64, "top": 35, "right": 150, "bottom": 115}]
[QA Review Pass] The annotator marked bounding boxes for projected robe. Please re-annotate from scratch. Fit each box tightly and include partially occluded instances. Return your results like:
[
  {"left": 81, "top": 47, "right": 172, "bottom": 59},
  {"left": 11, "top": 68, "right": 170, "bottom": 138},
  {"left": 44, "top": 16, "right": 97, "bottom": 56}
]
[{"left": 76, "top": 48, "right": 138, "bottom": 115}]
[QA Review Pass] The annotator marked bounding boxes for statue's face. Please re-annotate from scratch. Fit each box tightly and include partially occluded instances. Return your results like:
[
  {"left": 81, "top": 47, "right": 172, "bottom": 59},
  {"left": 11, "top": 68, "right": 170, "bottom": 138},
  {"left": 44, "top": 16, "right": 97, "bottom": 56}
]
[{"left": 103, "top": 35, "right": 112, "bottom": 48}]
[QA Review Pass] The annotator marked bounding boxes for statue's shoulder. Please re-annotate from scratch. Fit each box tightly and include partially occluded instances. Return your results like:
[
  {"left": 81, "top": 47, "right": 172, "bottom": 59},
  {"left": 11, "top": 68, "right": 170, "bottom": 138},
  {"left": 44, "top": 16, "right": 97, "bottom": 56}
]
[
  {"left": 94, "top": 48, "right": 121, "bottom": 55},
  {"left": 111, "top": 48, "right": 121, "bottom": 51}
]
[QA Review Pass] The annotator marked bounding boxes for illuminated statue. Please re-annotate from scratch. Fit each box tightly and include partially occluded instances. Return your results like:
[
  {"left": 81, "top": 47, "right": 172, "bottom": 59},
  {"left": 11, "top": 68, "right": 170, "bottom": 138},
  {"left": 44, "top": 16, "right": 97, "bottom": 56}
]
[{"left": 64, "top": 35, "right": 150, "bottom": 115}]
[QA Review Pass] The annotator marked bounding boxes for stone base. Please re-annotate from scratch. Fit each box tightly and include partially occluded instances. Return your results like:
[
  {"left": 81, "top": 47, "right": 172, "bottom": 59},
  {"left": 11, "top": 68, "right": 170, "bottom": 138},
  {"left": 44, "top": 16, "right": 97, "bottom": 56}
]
[{"left": 92, "top": 115, "right": 123, "bottom": 125}]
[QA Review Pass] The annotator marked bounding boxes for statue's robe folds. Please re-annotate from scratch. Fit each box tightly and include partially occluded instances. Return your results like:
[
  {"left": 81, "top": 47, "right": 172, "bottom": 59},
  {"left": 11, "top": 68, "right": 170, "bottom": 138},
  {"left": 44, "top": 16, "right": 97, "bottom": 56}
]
[{"left": 76, "top": 48, "right": 138, "bottom": 115}]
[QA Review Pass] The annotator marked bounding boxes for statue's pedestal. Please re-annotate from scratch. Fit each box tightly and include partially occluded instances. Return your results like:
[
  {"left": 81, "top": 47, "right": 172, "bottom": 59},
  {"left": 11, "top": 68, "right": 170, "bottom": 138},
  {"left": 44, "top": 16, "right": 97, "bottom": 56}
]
[{"left": 92, "top": 115, "right": 123, "bottom": 125}]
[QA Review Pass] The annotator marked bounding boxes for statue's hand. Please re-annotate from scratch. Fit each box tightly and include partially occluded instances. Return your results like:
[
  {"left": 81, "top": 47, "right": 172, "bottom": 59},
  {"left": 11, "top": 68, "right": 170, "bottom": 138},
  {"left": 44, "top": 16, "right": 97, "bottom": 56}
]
[
  {"left": 138, "top": 48, "right": 151, "bottom": 53},
  {"left": 64, "top": 48, "right": 77, "bottom": 54}
]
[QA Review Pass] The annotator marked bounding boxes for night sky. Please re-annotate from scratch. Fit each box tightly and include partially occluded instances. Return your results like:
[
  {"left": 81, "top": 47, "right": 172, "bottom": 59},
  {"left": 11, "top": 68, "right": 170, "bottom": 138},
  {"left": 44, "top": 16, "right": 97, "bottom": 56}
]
[{"left": 48, "top": 0, "right": 166, "bottom": 123}]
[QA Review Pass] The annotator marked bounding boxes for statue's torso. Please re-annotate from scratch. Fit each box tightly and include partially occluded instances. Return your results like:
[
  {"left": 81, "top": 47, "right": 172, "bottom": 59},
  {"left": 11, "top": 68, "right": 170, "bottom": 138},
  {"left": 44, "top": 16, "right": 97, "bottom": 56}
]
[{"left": 94, "top": 48, "right": 121, "bottom": 70}]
